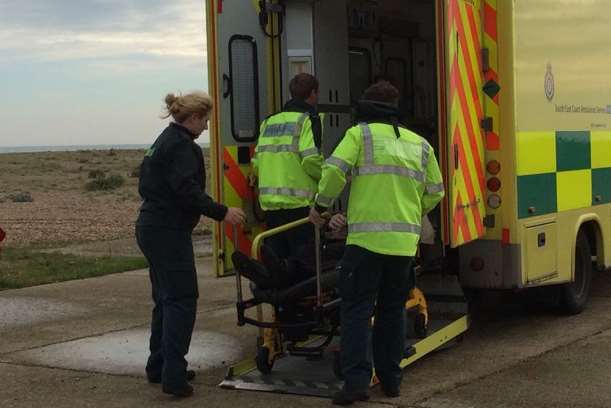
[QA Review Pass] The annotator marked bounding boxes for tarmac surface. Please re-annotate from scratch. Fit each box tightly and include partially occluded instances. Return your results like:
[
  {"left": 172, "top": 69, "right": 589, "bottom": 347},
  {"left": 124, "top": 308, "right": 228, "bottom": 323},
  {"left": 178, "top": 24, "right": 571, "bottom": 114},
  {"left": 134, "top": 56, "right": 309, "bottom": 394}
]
[{"left": 2, "top": 260, "right": 611, "bottom": 408}]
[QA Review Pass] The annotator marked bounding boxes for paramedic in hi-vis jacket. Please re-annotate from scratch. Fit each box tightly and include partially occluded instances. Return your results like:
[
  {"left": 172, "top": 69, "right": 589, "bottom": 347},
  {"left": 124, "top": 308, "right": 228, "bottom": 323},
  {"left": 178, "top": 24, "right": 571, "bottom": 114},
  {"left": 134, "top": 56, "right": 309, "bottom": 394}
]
[
  {"left": 309, "top": 81, "right": 444, "bottom": 405},
  {"left": 252, "top": 73, "right": 324, "bottom": 259}
]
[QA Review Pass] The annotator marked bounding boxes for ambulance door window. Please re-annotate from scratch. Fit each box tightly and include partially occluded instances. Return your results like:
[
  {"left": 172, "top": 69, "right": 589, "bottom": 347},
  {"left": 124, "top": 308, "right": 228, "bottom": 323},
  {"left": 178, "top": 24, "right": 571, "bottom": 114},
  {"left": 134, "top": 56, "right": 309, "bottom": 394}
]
[
  {"left": 313, "top": 0, "right": 350, "bottom": 157},
  {"left": 349, "top": 47, "right": 372, "bottom": 104},
  {"left": 228, "top": 35, "right": 260, "bottom": 143}
]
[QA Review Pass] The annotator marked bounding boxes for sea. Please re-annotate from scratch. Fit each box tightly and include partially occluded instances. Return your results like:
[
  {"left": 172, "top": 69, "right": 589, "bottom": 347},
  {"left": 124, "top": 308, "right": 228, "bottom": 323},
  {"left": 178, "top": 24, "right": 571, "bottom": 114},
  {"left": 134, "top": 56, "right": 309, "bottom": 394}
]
[{"left": 0, "top": 143, "right": 210, "bottom": 154}]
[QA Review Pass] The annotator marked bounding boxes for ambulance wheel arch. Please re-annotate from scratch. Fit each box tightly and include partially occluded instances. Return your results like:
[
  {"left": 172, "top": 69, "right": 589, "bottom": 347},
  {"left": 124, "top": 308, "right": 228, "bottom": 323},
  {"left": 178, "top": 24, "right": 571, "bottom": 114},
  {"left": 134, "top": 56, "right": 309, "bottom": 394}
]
[
  {"left": 573, "top": 217, "right": 605, "bottom": 274},
  {"left": 557, "top": 216, "right": 605, "bottom": 315}
]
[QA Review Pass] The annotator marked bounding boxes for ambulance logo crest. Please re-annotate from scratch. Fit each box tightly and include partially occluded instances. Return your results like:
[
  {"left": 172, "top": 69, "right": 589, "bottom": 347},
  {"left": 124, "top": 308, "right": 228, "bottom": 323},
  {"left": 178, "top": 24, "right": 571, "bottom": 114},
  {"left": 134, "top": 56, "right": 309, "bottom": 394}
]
[{"left": 545, "top": 63, "right": 555, "bottom": 102}]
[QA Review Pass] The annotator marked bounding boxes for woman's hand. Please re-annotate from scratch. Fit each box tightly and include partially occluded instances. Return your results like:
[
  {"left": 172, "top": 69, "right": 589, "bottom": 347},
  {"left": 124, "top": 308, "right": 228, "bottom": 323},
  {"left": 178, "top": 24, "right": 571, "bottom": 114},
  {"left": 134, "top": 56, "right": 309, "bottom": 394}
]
[
  {"left": 328, "top": 213, "right": 347, "bottom": 232},
  {"left": 224, "top": 207, "right": 246, "bottom": 225}
]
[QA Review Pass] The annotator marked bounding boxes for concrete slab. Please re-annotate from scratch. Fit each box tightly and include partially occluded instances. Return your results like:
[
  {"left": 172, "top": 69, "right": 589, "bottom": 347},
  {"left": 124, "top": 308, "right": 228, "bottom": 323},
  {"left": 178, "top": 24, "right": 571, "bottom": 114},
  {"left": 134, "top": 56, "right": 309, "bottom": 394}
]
[
  {"left": 2, "top": 255, "right": 611, "bottom": 407},
  {"left": 0, "top": 297, "right": 88, "bottom": 330},
  {"left": 0, "top": 363, "right": 392, "bottom": 408},
  {"left": 6, "top": 328, "right": 243, "bottom": 377},
  {"left": 0, "top": 258, "right": 238, "bottom": 355}
]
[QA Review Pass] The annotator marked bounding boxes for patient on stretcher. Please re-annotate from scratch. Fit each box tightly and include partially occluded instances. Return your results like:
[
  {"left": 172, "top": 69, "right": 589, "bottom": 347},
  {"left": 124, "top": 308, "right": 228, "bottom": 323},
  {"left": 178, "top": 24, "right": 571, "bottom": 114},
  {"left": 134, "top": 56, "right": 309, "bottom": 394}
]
[
  {"left": 231, "top": 213, "right": 435, "bottom": 302},
  {"left": 231, "top": 214, "right": 347, "bottom": 301}
]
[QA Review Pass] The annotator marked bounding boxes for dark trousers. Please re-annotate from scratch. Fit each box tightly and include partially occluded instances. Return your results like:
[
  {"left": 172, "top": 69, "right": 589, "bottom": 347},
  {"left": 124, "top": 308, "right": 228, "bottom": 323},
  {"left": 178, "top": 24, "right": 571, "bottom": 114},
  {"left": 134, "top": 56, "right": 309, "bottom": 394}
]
[
  {"left": 136, "top": 226, "right": 198, "bottom": 388},
  {"left": 338, "top": 245, "right": 414, "bottom": 392},
  {"left": 265, "top": 207, "right": 313, "bottom": 259}
]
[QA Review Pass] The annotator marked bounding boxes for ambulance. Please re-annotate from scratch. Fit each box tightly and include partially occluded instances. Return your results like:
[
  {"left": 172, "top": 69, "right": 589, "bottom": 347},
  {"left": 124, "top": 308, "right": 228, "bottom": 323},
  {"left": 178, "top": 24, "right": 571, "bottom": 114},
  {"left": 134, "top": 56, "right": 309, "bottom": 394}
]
[{"left": 206, "top": 0, "right": 611, "bottom": 394}]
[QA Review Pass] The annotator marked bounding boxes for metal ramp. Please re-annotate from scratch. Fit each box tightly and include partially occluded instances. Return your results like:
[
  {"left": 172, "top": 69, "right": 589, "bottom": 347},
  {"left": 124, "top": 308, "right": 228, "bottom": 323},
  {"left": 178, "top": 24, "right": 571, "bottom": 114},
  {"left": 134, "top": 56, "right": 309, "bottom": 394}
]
[{"left": 220, "top": 313, "right": 469, "bottom": 398}]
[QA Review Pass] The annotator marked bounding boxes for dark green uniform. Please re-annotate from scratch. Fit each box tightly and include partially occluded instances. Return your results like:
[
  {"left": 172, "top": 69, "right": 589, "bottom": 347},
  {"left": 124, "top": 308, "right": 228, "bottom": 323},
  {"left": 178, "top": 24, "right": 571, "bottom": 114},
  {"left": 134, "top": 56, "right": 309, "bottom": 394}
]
[{"left": 136, "top": 122, "right": 227, "bottom": 390}]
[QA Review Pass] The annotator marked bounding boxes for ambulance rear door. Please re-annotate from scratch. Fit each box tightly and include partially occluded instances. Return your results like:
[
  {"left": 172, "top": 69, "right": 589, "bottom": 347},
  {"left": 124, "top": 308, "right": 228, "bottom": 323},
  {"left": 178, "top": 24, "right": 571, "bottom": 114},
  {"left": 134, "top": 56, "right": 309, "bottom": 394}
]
[{"left": 207, "top": 0, "right": 278, "bottom": 276}]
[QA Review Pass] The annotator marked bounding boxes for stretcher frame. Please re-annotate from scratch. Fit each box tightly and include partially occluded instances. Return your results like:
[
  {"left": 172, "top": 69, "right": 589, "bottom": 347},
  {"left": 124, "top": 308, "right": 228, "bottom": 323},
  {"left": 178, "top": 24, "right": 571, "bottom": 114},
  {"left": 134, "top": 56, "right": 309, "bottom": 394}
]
[{"left": 222, "top": 218, "right": 470, "bottom": 397}]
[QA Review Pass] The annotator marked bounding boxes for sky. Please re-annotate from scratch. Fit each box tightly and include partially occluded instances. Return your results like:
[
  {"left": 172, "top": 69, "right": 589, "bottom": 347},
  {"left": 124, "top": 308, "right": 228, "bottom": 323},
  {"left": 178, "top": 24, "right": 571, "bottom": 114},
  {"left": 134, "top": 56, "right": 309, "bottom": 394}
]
[{"left": 0, "top": 0, "right": 209, "bottom": 147}]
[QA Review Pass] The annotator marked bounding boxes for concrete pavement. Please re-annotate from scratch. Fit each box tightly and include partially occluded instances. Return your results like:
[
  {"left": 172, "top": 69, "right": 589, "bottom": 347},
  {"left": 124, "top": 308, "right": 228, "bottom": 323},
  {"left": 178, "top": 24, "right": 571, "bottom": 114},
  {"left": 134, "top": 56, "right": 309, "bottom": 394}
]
[{"left": 1, "top": 259, "right": 611, "bottom": 407}]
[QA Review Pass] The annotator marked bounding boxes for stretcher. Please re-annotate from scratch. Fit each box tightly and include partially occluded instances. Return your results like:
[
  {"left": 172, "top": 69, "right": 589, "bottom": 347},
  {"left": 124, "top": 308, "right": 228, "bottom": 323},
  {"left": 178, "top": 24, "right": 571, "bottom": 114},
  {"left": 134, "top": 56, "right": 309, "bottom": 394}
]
[{"left": 220, "top": 218, "right": 469, "bottom": 398}]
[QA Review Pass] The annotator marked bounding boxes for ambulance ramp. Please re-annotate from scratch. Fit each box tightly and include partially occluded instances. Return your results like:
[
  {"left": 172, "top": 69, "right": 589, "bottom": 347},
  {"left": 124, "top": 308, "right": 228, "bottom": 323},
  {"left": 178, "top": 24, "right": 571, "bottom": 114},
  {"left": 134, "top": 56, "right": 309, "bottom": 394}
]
[
  {"left": 221, "top": 343, "right": 342, "bottom": 398},
  {"left": 220, "top": 314, "right": 469, "bottom": 398}
]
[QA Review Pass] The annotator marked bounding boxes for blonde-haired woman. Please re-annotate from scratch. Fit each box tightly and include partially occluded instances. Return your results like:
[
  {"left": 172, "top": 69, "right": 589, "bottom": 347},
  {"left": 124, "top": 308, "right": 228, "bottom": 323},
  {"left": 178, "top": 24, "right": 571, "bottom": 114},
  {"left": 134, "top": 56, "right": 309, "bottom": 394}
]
[{"left": 136, "top": 91, "right": 245, "bottom": 397}]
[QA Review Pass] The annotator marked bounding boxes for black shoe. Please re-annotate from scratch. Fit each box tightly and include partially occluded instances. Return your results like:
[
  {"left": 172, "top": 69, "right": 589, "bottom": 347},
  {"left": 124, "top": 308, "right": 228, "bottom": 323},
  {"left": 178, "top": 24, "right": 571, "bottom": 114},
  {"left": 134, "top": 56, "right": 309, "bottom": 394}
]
[
  {"left": 147, "top": 370, "right": 196, "bottom": 384},
  {"left": 162, "top": 383, "right": 194, "bottom": 398},
  {"left": 332, "top": 389, "right": 370, "bottom": 405},
  {"left": 380, "top": 382, "right": 400, "bottom": 398}
]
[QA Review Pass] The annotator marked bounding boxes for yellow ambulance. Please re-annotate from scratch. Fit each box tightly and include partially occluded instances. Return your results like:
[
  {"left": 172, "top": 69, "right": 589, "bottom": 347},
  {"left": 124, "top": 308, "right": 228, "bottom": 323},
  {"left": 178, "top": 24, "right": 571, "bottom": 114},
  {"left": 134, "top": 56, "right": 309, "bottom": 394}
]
[{"left": 206, "top": 0, "right": 611, "bottom": 311}]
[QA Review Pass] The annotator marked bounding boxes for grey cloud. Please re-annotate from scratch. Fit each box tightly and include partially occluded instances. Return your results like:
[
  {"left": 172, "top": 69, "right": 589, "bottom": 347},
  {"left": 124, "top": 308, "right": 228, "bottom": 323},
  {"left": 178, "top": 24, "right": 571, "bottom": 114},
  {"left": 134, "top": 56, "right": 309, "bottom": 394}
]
[{"left": 0, "top": 0, "right": 197, "bottom": 32}]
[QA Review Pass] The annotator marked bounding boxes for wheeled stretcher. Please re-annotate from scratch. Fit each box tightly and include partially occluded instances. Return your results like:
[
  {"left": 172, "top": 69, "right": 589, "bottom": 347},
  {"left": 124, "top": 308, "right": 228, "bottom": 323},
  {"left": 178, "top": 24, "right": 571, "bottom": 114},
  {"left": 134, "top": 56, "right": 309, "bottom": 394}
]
[{"left": 230, "top": 218, "right": 430, "bottom": 375}]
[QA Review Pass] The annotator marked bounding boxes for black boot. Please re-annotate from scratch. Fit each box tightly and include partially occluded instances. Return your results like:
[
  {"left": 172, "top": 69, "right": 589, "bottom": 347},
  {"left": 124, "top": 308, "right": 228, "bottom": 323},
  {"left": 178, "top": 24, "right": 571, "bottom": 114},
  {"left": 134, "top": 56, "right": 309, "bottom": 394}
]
[
  {"left": 380, "top": 382, "right": 400, "bottom": 398},
  {"left": 162, "top": 383, "right": 194, "bottom": 398},
  {"left": 332, "top": 389, "right": 370, "bottom": 405},
  {"left": 148, "top": 370, "right": 196, "bottom": 384}
]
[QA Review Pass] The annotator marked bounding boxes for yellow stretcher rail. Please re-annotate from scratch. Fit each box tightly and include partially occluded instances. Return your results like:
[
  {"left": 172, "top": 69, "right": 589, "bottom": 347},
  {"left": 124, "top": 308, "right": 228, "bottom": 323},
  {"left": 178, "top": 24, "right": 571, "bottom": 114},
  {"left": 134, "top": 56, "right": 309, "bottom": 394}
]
[
  {"left": 250, "top": 217, "right": 311, "bottom": 260},
  {"left": 247, "top": 217, "right": 313, "bottom": 366}
]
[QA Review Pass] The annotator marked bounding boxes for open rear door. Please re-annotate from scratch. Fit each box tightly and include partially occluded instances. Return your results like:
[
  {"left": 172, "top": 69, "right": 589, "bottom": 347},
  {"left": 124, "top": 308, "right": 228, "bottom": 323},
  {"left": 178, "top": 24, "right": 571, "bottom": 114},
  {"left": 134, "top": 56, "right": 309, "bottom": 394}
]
[
  {"left": 207, "top": 0, "right": 279, "bottom": 276},
  {"left": 445, "top": 0, "right": 487, "bottom": 247}
]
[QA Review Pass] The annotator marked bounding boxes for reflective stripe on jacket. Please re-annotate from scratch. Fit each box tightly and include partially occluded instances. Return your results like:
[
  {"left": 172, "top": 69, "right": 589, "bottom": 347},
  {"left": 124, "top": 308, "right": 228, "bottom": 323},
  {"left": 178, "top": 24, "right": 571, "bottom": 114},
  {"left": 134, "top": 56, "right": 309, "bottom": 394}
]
[
  {"left": 252, "top": 111, "right": 323, "bottom": 210},
  {"left": 316, "top": 122, "right": 444, "bottom": 256}
]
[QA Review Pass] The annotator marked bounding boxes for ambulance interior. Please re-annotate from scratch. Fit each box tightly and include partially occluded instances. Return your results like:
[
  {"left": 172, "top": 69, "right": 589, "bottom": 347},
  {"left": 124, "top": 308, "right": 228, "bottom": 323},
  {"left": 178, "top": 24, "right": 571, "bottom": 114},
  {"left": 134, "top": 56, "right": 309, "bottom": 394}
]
[{"left": 282, "top": 0, "right": 443, "bottom": 250}]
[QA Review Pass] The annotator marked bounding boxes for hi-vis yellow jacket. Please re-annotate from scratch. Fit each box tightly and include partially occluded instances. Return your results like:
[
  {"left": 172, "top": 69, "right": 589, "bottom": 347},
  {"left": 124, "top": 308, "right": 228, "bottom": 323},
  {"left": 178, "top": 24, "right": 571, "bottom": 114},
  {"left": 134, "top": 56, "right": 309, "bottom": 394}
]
[
  {"left": 315, "top": 122, "right": 444, "bottom": 256},
  {"left": 253, "top": 111, "right": 323, "bottom": 210}
]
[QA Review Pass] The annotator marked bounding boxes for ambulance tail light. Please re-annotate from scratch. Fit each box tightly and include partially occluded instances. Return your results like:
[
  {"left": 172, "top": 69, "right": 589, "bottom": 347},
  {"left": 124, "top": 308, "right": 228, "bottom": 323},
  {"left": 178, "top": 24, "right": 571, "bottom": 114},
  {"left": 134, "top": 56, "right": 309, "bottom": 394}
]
[
  {"left": 486, "top": 160, "right": 501, "bottom": 175},
  {"left": 487, "top": 177, "right": 501, "bottom": 192}
]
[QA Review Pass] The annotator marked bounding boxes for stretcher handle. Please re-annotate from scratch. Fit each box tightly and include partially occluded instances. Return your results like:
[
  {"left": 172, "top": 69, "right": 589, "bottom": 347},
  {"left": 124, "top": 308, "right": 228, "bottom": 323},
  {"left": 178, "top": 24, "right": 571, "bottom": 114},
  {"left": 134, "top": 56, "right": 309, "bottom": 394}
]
[
  {"left": 250, "top": 217, "right": 311, "bottom": 260},
  {"left": 233, "top": 224, "right": 243, "bottom": 302},
  {"left": 314, "top": 224, "right": 322, "bottom": 308}
]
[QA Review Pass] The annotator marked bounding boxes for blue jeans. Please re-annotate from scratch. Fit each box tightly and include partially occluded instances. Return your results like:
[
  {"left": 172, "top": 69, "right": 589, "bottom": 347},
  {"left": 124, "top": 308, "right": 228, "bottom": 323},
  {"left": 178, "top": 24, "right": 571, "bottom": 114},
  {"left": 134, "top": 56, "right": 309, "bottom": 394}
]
[{"left": 338, "top": 245, "right": 413, "bottom": 392}]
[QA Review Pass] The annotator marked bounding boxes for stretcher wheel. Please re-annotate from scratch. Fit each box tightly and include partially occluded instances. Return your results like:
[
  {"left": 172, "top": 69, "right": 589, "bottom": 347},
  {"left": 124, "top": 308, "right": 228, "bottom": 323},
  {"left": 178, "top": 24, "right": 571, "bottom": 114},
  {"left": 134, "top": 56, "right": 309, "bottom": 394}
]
[
  {"left": 255, "top": 346, "right": 274, "bottom": 375},
  {"left": 414, "top": 313, "right": 428, "bottom": 339}
]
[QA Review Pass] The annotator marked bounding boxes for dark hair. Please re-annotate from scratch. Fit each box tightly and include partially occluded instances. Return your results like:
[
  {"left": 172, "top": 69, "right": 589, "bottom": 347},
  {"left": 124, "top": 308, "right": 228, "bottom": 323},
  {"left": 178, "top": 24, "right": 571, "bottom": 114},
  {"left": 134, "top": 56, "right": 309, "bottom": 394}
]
[
  {"left": 373, "top": 74, "right": 393, "bottom": 84},
  {"left": 289, "top": 73, "right": 319, "bottom": 100},
  {"left": 362, "top": 81, "right": 400, "bottom": 106}
]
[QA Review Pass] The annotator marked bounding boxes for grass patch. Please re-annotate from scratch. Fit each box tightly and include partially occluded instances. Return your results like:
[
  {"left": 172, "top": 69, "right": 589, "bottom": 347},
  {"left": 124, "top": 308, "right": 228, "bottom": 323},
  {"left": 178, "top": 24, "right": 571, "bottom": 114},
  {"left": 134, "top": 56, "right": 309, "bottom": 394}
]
[
  {"left": 85, "top": 174, "right": 125, "bottom": 191},
  {"left": 0, "top": 247, "right": 148, "bottom": 290},
  {"left": 8, "top": 192, "right": 34, "bottom": 203}
]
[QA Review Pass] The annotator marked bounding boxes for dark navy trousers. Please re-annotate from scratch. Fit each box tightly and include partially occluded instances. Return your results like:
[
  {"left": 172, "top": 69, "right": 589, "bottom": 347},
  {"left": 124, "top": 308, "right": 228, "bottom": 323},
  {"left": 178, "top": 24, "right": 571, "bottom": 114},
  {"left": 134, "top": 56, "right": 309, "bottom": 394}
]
[
  {"left": 136, "top": 226, "right": 198, "bottom": 388},
  {"left": 338, "top": 245, "right": 413, "bottom": 392}
]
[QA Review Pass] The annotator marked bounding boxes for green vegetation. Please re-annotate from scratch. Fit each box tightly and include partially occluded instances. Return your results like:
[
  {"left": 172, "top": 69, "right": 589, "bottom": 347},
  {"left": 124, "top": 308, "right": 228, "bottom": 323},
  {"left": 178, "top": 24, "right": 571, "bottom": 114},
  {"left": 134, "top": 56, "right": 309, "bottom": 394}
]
[
  {"left": 8, "top": 192, "right": 33, "bottom": 203},
  {"left": 85, "top": 174, "right": 125, "bottom": 191},
  {"left": 0, "top": 247, "right": 148, "bottom": 290},
  {"left": 88, "top": 169, "right": 106, "bottom": 179}
]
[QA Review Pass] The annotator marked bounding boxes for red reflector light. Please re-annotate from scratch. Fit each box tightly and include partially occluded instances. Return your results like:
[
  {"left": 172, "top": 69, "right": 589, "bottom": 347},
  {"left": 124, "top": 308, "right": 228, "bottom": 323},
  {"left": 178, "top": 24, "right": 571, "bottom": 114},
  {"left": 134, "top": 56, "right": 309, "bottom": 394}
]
[
  {"left": 487, "top": 177, "right": 501, "bottom": 192},
  {"left": 502, "top": 228, "right": 510, "bottom": 245},
  {"left": 486, "top": 160, "right": 501, "bottom": 175},
  {"left": 0, "top": 228, "right": 5, "bottom": 242}
]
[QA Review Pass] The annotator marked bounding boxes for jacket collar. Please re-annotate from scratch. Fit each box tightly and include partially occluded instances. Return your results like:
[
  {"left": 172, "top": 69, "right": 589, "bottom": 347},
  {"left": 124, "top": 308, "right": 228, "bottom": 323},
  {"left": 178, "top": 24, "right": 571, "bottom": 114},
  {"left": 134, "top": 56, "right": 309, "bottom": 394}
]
[
  {"left": 283, "top": 98, "right": 318, "bottom": 116},
  {"left": 170, "top": 122, "right": 199, "bottom": 140},
  {"left": 354, "top": 100, "right": 403, "bottom": 125}
]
